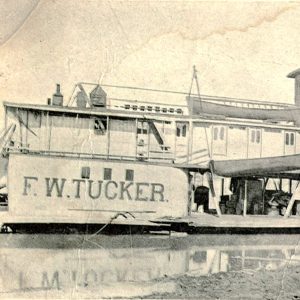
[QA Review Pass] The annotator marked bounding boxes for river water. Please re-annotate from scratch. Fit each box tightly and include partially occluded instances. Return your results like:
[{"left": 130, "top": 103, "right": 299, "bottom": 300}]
[{"left": 1, "top": 234, "right": 300, "bottom": 299}]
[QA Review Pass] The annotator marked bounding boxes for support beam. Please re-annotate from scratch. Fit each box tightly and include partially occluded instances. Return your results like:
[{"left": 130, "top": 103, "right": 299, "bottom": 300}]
[
  {"left": 206, "top": 172, "right": 222, "bottom": 217},
  {"left": 262, "top": 178, "right": 269, "bottom": 214},
  {"left": 243, "top": 180, "right": 248, "bottom": 217},
  {"left": 284, "top": 182, "right": 300, "bottom": 218}
]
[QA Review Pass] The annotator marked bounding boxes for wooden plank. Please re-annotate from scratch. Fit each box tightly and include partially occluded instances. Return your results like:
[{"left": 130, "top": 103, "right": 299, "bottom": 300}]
[{"left": 153, "top": 214, "right": 300, "bottom": 228}]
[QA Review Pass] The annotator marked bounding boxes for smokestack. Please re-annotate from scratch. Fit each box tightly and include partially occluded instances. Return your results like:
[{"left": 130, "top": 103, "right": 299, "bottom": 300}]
[
  {"left": 52, "top": 83, "right": 63, "bottom": 106},
  {"left": 287, "top": 68, "right": 300, "bottom": 107}
]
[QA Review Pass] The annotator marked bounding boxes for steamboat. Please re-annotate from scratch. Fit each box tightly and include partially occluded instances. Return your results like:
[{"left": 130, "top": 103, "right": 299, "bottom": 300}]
[{"left": 2, "top": 67, "right": 300, "bottom": 233}]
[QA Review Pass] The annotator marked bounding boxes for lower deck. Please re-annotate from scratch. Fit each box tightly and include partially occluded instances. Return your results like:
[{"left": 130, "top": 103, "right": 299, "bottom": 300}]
[
  {"left": 151, "top": 213, "right": 300, "bottom": 233},
  {"left": 2, "top": 213, "right": 300, "bottom": 234}
]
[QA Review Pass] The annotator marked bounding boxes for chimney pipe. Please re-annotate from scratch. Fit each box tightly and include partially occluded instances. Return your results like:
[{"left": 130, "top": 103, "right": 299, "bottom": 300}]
[
  {"left": 287, "top": 68, "right": 300, "bottom": 107},
  {"left": 52, "top": 83, "right": 63, "bottom": 106}
]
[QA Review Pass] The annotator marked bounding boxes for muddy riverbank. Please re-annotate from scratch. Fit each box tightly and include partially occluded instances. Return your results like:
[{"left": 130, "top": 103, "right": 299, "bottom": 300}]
[{"left": 148, "top": 264, "right": 300, "bottom": 299}]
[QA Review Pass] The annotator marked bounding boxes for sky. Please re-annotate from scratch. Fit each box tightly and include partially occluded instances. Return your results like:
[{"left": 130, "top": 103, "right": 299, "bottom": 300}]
[{"left": 1, "top": 0, "right": 300, "bottom": 123}]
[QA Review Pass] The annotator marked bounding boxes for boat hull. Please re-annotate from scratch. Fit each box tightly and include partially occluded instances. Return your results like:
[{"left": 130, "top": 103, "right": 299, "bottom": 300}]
[{"left": 1, "top": 153, "right": 189, "bottom": 229}]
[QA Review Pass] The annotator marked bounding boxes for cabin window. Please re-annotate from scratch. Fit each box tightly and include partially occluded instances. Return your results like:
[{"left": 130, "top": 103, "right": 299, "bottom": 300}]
[
  {"left": 125, "top": 104, "right": 130, "bottom": 110},
  {"left": 182, "top": 125, "right": 187, "bottom": 137},
  {"left": 137, "top": 121, "right": 148, "bottom": 134},
  {"left": 250, "top": 129, "right": 261, "bottom": 144},
  {"left": 81, "top": 167, "right": 90, "bottom": 179},
  {"left": 213, "top": 126, "right": 225, "bottom": 140},
  {"left": 169, "top": 108, "right": 175, "bottom": 113},
  {"left": 220, "top": 127, "right": 225, "bottom": 140},
  {"left": 251, "top": 130, "right": 255, "bottom": 143},
  {"left": 125, "top": 169, "right": 134, "bottom": 181},
  {"left": 104, "top": 168, "right": 112, "bottom": 180},
  {"left": 291, "top": 133, "right": 295, "bottom": 145},
  {"left": 213, "top": 127, "right": 218, "bottom": 140},
  {"left": 176, "top": 123, "right": 187, "bottom": 137},
  {"left": 94, "top": 118, "right": 107, "bottom": 135},
  {"left": 256, "top": 130, "right": 261, "bottom": 143},
  {"left": 285, "top": 132, "right": 295, "bottom": 146}
]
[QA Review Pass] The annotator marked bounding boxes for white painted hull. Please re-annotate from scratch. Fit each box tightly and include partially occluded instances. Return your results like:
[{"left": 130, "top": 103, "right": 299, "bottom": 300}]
[{"left": 1, "top": 153, "right": 189, "bottom": 227}]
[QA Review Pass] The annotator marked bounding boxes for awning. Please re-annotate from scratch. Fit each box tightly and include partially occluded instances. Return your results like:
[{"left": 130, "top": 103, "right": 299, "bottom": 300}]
[{"left": 211, "top": 154, "right": 300, "bottom": 179}]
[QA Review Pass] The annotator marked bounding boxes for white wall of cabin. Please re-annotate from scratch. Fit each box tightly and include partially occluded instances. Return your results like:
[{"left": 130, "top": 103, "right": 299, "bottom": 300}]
[
  {"left": 190, "top": 123, "right": 211, "bottom": 164},
  {"left": 109, "top": 119, "right": 136, "bottom": 157},
  {"left": 261, "top": 128, "right": 283, "bottom": 157},
  {"left": 5, "top": 106, "right": 300, "bottom": 163},
  {"left": 227, "top": 126, "right": 247, "bottom": 159}
]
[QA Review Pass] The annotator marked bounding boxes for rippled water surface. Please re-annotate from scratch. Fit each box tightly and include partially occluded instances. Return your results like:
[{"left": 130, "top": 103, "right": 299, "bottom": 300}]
[{"left": 1, "top": 234, "right": 300, "bottom": 298}]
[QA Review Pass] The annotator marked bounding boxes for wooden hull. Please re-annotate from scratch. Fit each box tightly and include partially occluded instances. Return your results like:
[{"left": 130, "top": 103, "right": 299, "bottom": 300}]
[{"left": 1, "top": 152, "right": 189, "bottom": 228}]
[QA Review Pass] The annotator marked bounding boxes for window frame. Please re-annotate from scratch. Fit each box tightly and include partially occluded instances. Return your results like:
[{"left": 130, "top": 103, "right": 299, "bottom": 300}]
[
  {"left": 125, "top": 169, "right": 134, "bottom": 181},
  {"left": 104, "top": 168, "right": 112, "bottom": 180},
  {"left": 81, "top": 167, "right": 90, "bottom": 179},
  {"left": 94, "top": 117, "right": 107, "bottom": 135}
]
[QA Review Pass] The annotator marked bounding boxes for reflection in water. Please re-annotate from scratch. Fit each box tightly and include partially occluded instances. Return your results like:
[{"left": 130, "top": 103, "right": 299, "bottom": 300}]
[{"left": 1, "top": 234, "right": 300, "bottom": 298}]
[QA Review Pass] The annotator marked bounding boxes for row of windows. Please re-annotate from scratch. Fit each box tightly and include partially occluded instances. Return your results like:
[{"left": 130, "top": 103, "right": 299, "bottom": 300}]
[
  {"left": 37, "top": 112, "right": 300, "bottom": 146},
  {"left": 81, "top": 167, "right": 134, "bottom": 181},
  {"left": 124, "top": 104, "right": 183, "bottom": 114},
  {"left": 213, "top": 127, "right": 296, "bottom": 146},
  {"left": 95, "top": 119, "right": 174, "bottom": 136},
  {"left": 95, "top": 119, "right": 297, "bottom": 146}
]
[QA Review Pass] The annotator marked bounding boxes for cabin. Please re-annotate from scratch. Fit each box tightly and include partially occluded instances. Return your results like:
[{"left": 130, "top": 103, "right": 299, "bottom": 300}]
[{"left": 4, "top": 81, "right": 300, "bottom": 165}]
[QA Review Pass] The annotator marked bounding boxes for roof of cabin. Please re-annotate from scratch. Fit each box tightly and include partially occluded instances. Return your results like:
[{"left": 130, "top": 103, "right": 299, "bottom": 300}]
[{"left": 4, "top": 101, "right": 300, "bottom": 130}]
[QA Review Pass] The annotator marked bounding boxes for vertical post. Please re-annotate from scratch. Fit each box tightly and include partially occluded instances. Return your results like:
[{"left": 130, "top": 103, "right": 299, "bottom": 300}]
[
  {"left": 206, "top": 172, "right": 222, "bottom": 217},
  {"left": 284, "top": 181, "right": 300, "bottom": 218},
  {"left": 279, "top": 178, "right": 282, "bottom": 190},
  {"left": 259, "top": 129, "right": 263, "bottom": 158},
  {"left": 243, "top": 180, "right": 248, "bottom": 217},
  {"left": 188, "top": 172, "right": 193, "bottom": 215},
  {"left": 174, "top": 122, "right": 177, "bottom": 162},
  {"left": 25, "top": 110, "right": 29, "bottom": 148},
  {"left": 107, "top": 116, "right": 110, "bottom": 158},
  {"left": 186, "top": 122, "right": 190, "bottom": 164},
  {"left": 262, "top": 178, "right": 269, "bottom": 214},
  {"left": 47, "top": 111, "right": 52, "bottom": 151},
  {"left": 188, "top": 120, "right": 193, "bottom": 164},
  {"left": 289, "top": 179, "right": 292, "bottom": 194},
  {"left": 246, "top": 128, "right": 249, "bottom": 158},
  {"left": 221, "top": 178, "right": 224, "bottom": 196},
  {"left": 147, "top": 121, "right": 150, "bottom": 161}
]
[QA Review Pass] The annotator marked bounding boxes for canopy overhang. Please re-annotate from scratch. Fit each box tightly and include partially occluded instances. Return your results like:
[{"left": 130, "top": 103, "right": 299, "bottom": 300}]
[{"left": 210, "top": 154, "right": 300, "bottom": 180}]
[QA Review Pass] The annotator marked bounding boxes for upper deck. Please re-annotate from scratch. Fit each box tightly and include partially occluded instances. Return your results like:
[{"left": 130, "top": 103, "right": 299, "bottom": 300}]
[{"left": 3, "top": 82, "right": 300, "bottom": 167}]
